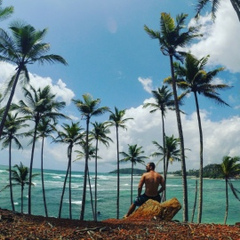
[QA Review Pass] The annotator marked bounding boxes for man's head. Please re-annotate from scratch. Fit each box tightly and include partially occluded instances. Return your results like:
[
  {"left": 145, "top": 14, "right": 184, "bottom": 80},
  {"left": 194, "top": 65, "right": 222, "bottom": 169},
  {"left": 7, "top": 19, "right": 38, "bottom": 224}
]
[{"left": 146, "top": 162, "right": 155, "bottom": 172}]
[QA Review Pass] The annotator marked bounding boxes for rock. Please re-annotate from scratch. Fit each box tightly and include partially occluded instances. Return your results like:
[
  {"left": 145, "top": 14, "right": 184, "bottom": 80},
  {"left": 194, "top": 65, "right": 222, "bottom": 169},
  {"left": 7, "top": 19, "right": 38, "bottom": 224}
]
[{"left": 127, "top": 197, "right": 181, "bottom": 221}]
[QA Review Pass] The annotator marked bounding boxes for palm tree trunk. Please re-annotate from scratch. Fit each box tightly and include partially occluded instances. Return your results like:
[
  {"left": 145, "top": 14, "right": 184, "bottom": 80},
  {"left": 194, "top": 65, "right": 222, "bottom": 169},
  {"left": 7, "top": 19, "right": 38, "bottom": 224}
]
[
  {"left": 9, "top": 140, "right": 15, "bottom": 211},
  {"left": 169, "top": 55, "right": 188, "bottom": 222},
  {"left": 21, "top": 185, "right": 24, "bottom": 214},
  {"left": 68, "top": 145, "right": 72, "bottom": 219},
  {"left": 194, "top": 92, "right": 204, "bottom": 223},
  {"left": 0, "top": 69, "right": 21, "bottom": 138},
  {"left": 191, "top": 179, "right": 198, "bottom": 223},
  {"left": 41, "top": 137, "right": 48, "bottom": 217},
  {"left": 224, "top": 178, "right": 229, "bottom": 224},
  {"left": 28, "top": 121, "right": 39, "bottom": 215},
  {"left": 94, "top": 140, "right": 99, "bottom": 221},
  {"left": 58, "top": 161, "right": 70, "bottom": 218},
  {"left": 87, "top": 167, "right": 95, "bottom": 220},
  {"left": 80, "top": 117, "right": 90, "bottom": 220},
  {"left": 116, "top": 126, "right": 120, "bottom": 219},
  {"left": 161, "top": 111, "right": 166, "bottom": 202},
  {"left": 131, "top": 162, "right": 133, "bottom": 204}
]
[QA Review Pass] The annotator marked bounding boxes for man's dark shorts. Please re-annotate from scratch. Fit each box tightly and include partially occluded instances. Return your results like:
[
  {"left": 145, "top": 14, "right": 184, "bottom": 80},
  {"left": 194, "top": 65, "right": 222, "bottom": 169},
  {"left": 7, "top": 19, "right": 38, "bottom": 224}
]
[{"left": 134, "top": 193, "right": 161, "bottom": 206}]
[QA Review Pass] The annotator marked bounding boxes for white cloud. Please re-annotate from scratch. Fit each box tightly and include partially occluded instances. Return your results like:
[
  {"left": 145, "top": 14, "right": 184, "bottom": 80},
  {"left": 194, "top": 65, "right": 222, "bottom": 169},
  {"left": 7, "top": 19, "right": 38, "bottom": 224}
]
[
  {"left": 186, "top": 1, "right": 240, "bottom": 73},
  {"left": 138, "top": 77, "right": 153, "bottom": 94}
]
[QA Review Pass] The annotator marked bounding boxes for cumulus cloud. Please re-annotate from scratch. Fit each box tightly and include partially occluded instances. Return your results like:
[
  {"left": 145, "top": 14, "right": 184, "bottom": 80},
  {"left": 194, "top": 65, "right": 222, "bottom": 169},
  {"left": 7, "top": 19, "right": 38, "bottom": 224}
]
[{"left": 186, "top": 1, "right": 240, "bottom": 73}]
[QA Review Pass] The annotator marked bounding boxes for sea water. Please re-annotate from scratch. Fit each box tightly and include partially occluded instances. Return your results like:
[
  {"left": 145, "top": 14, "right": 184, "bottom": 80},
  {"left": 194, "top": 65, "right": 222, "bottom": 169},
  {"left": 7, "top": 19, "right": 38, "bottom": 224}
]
[{"left": 0, "top": 165, "right": 239, "bottom": 225}]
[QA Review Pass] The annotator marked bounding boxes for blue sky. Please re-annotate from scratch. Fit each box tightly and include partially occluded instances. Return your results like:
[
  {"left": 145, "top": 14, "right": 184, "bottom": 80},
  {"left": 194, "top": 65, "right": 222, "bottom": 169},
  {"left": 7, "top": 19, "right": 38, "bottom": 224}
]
[{"left": 0, "top": 0, "right": 240, "bottom": 172}]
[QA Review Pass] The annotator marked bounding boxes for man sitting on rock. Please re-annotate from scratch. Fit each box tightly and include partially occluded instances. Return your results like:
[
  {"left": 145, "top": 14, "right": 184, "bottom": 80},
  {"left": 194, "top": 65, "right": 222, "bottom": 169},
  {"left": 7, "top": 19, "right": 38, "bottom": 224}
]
[{"left": 124, "top": 162, "right": 165, "bottom": 218}]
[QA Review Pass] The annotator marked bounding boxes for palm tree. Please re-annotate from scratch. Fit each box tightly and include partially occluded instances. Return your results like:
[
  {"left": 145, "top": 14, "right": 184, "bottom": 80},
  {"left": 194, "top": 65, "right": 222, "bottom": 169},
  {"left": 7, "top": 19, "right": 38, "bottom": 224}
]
[
  {"left": 0, "top": 162, "right": 38, "bottom": 213},
  {"left": 13, "top": 84, "right": 66, "bottom": 215},
  {"left": 218, "top": 156, "right": 240, "bottom": 224},
  {"left": 108, "top": 107, "right": 133, "bottom": 219},
  {"left": 120, "top": 144, "right": 147, "bottom": 204},
  {"left": 1, "top": 112, "right": 28, "bottom": 211},
  {"left": 151, "top": 135, "right": 181, "bottom": 200},
  {"left": 0, "top": 21, "right": 67, "bottom": 138},
  {"left": 0, "top": 0, "right": 13, "bottom": 21},
  {"left": 196, "top": 0, "right": 240, "bottom": 22},
  {"left": 90, "top": 121, "right": 112, "bottom": 221},
  {"left": 143, "top": 85, "right": 175, "bottom": 197},
  {"left": 36, "top": 118, "right": 56, "bottom": 217},
  {"left": 73, "top": 93, "right": 109, "bottom": 220},
  {"left": 55, "top": 122, "right": 84, "bottom": 219},
  {"left": 171, "top": 53, "right": 230, "bottom": 223},
  {"left": 144, "top": 12, "right": 200, "bottom": 222}
]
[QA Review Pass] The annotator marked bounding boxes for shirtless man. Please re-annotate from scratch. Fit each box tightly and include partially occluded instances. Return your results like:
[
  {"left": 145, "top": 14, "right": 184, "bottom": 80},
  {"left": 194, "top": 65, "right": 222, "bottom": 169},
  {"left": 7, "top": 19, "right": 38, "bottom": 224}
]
[{"left": 124, "top": 162, "right": 165, "bottom": 218}]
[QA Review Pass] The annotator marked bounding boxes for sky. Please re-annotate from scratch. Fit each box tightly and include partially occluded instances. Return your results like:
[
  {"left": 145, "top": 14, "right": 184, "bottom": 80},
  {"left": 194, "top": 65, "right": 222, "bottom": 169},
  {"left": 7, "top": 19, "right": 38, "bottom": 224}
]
[{"left": 0, "top": 0, "right": 240, "bottom": 173}]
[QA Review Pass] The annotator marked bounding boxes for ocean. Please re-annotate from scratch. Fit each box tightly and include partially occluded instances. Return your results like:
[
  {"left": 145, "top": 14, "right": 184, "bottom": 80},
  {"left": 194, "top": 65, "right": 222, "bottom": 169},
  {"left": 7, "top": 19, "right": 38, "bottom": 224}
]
[{"left": 0, "top": 165, "right": 239, "bottom": 225}]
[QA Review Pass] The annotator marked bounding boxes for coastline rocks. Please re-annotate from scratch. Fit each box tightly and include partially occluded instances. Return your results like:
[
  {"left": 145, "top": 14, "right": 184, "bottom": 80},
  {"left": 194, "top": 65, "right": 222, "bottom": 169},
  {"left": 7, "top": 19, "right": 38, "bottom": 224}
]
[{"left": 126, "top": 197, "right": 181, "bottom": 221}]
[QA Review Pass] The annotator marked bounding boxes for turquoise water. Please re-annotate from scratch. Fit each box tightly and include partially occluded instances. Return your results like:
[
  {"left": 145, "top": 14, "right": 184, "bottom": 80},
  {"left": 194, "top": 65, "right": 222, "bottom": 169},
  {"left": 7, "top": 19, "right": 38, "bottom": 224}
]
[{"left": 0, "top": 165, "right": 239, "bottom": 225}]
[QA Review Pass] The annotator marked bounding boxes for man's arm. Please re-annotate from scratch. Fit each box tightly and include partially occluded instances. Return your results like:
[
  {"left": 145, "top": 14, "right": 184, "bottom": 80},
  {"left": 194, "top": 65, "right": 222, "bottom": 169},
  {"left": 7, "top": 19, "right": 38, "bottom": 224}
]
[
  {"left": 137, "top": 174, "right": 145, "bottom": 196},
  {"left": 157, "top": 176, "right": 165, "bottom": 194}
]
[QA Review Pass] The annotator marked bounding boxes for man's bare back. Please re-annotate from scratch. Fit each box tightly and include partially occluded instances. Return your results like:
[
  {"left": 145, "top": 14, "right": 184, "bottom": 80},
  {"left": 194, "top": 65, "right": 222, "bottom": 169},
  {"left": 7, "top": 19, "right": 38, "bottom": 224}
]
[{"left": 139, "top": 170, "right": 164, "bottom": 197}]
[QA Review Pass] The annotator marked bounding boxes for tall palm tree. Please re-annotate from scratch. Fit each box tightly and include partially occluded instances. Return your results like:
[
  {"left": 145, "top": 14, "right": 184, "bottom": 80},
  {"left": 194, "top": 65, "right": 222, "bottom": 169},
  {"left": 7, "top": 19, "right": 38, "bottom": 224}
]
[
  {"left": 90, "top": 121, "right": 112, "bottom": 221},
  {"left": 1, "top": 112, "right": 28, "bottom": 211},
  {"left": 144, "top": 12, "right": 200, "bottom": 222},
  {"left": 108, "top": 107, "right": 133, "bottom": 219},
  {"left": 73, "top": 93, "right": 109, "bottom": 220},
  {"left": 196, "top": 0, "right": 240, "bottom": 22},
  {"left": 0, "top": 0, "right": 13, "bottom": 21},
  {"left": 171, "top": 53, "right": 230, "bottom": 223},
  {"left": 0, "top": 21, "right": 67, "bottom": 138},
  {"left": 0, "top": 162, "right": 38, "bottom": 213},
  {"left": 120, "top": 144, "right": 147, "bottom": 204},
  {"left": 218, "top": 156, "right": 240, "bottom": 224},
  {"left": 143, "top": 85, "right": 175, "bottom": 197},
  {"left": 55, "top": 122, "right": 84, "bottom": 219},
  {"left": 36, "top": 118, "right": 56, "bottom": 217},
  {"left": 13, "top": 84, "right": 66, "bottom": 215},
  {"left": 151, "top": 135, "right": 181, "bottom": 200}
]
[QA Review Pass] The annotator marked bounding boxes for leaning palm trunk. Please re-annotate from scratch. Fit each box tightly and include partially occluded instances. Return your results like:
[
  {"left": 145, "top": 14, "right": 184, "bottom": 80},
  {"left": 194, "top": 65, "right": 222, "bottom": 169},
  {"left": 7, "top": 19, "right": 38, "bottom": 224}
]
[
  {"left": 116, "top": 126, "right": 120, "bottom": 219},
  {"left": 0, "top": 70, "right": 21, "bottom": 138},
  {"left": 9, "top": 140, "right": 15, "bottom": 211},
  {"left": 161, "top": 112, "right": 167, "bottom": 202},
  {"left": 224, "top": 178, "right": 229, "bottom": 224},
  {"left": 80, "top": 117, "right": 90, "bottom": 220},
  {"left": 94, "top": 140, "right": 99, "bottom": 221},
  {"left": 28, "top": 123, "right": 38, "bottom": 215},
  {"left": 68, "top": 146, "right": 72, "bottom": 219},
  {"left": 194, "top": 92, "right": 204, "bottom": 223},
  {"left": 21, "top": 185, "right": 24, "bottom": 213},
  {"left": 41, "top": 136, "right": 48, "bottom": 217},
  {"left": 131, "top": 162, "right": 134, "bottom": 204},
  {"left": 170, "top": 55, "right": 188, "bottom": 222},
  {"left": 87, "top": 167, "right": 95, "bottom": 220},
  {"left": 58, "top": 160, "right": 70, "bottom": 218}
]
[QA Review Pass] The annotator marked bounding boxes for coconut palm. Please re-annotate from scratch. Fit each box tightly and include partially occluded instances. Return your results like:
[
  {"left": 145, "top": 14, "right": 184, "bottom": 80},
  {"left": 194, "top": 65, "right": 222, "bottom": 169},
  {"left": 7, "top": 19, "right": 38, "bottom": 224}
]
[
  {"left": 73, "top": 93, "right": 109, "bottom": 220},
  {"left": 1, "top": 112, "right": 28, "bottom": 211},
  {"left": 35, "top": 118, "right": 56, "bottom": 217},
  {"left": 143, "top": 85, "right": 175, "bottom": 199},
  {"left": 144, "top": 12, "right": 200, "bottom": 222},
  {"left": 108, "top": 107, "right": 133, "bottom": 219},
  {"left": 0, "top": 0, "right": 13, "bottom": 21},
  {"left": 13, "top": 84, "right": 66, "bottom": 215},
  {"left": 170, "top": 53, "right": 230, "bottom": 223},
  {"left": 196, "top": 0, "right": 240, "bottom": 22},
  {"left": 55, "top": 122, "right": 84, "bottom": 219},
  {"left": 90, "top": 121, "right": 113, "bottom": 221},
  {"left": 218, "top": 156, "right": 240, "bottom": 224},
  {"left": 151, "top": 135, "right": 181, "bottom": 199},
  {"left": 0, "top": 21, "right": 67, "bottom": 138},
  {"left": 120, "top": 144, "right": 147, "bottom": 204},
  {"left": 0, "top": 162, "right": 38, "bottom": 213}
]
